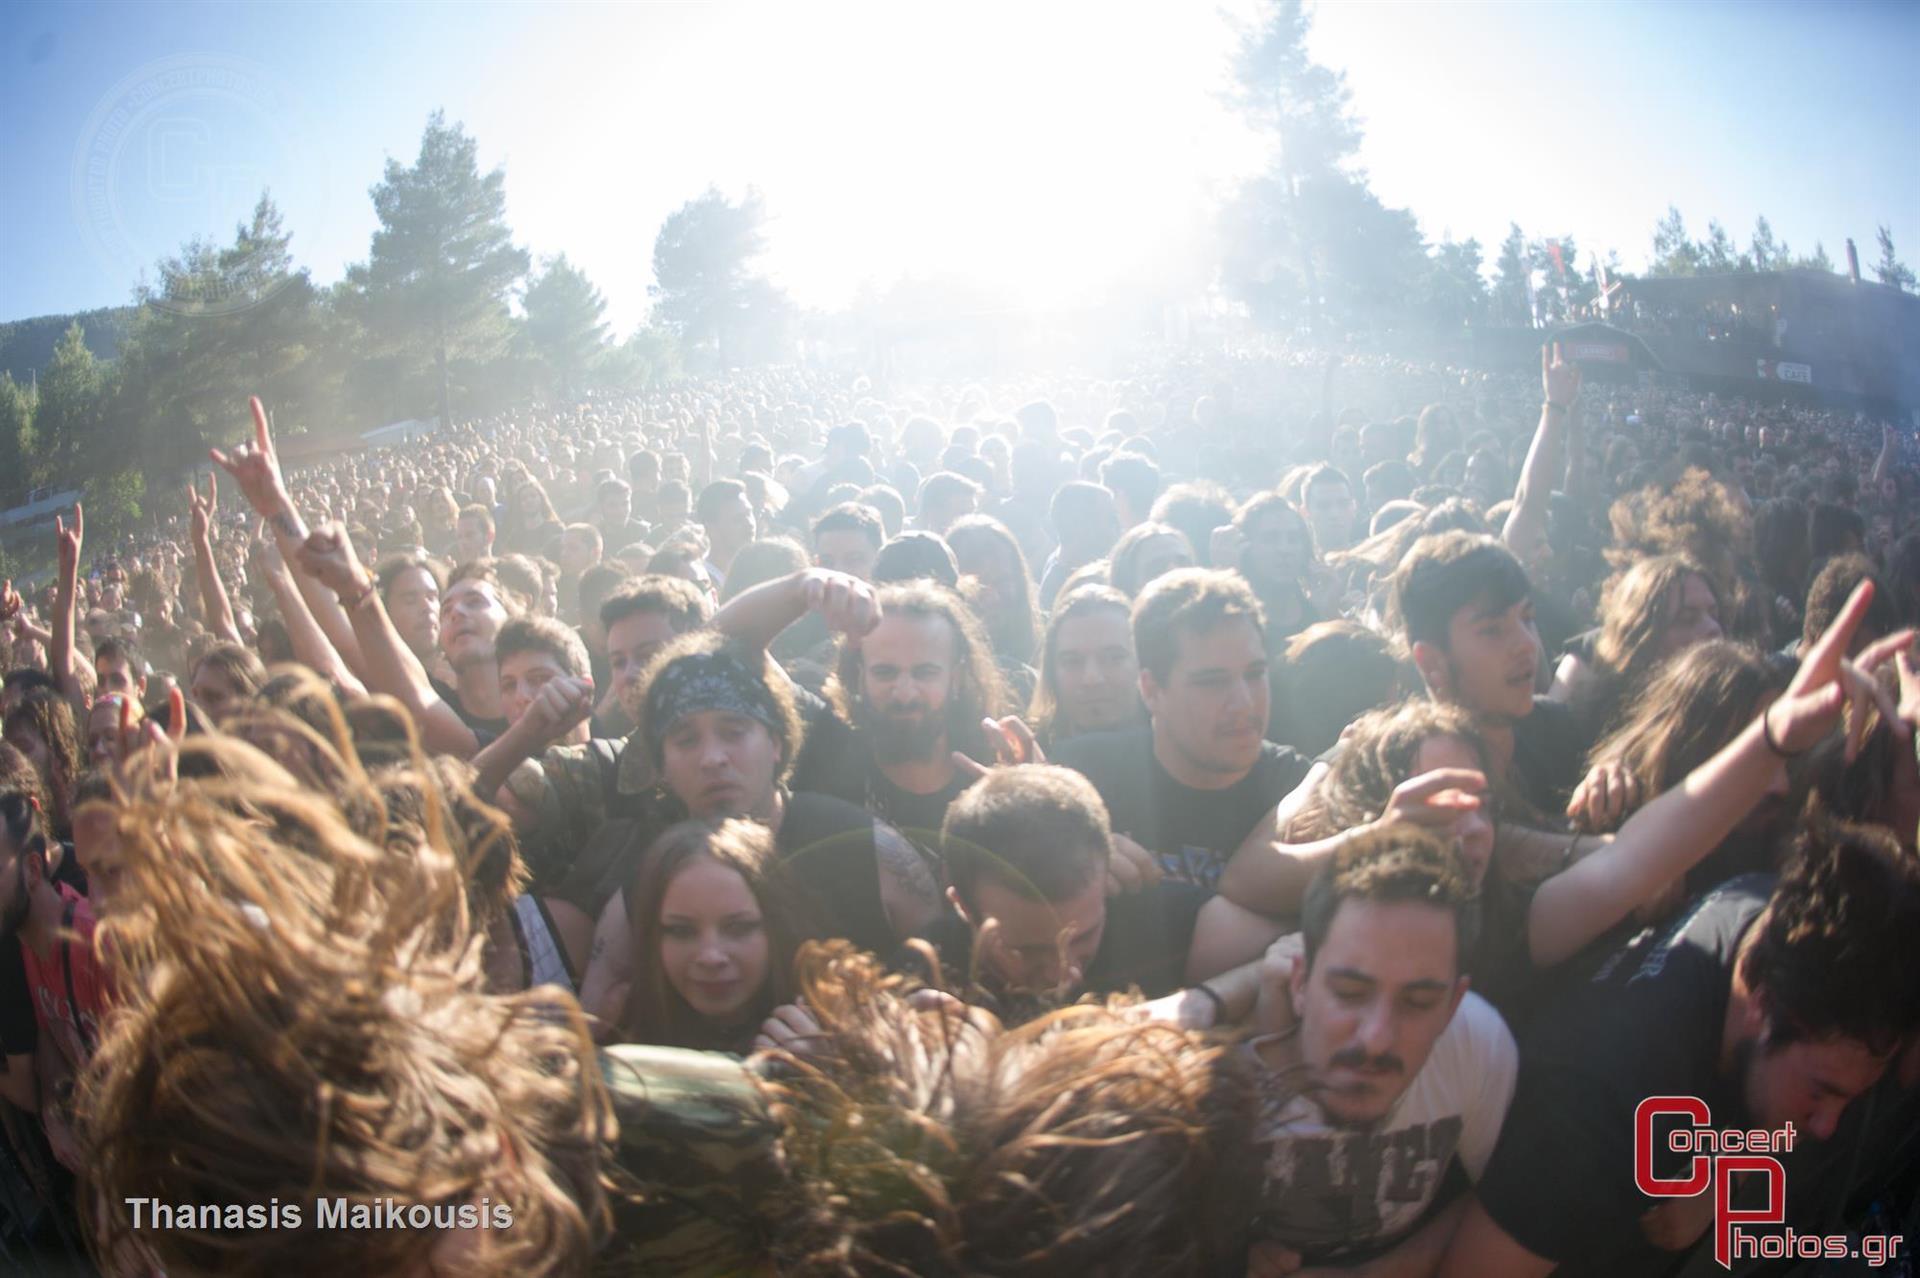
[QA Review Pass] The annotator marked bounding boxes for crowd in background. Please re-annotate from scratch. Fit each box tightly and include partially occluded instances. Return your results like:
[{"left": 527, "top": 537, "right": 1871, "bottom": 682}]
[{"left": 1, "top": 338, "right": 1918, "bottom": 1277}]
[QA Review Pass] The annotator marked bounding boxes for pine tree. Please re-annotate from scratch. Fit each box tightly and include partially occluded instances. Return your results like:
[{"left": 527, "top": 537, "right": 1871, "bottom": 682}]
[
  {"left": 1874, "top": 225, "right": 1916, "bottom": 292},
  {"left": 1700, "top": 220, "right": 1740, "bottom": 273},
  {"left": 1491, "top": 224, "right": 1531, "bottom": 326},
  {"left": 352, "top": 111, "right": 528, "bottom": 425},
  {"left": 1651, "top": 206, "right": 1702, "bottom": 276},
  {"left": 1749, "top": 216, "right": 1780, "bottom": 272},
  {"left": 650, "top": 188, "right": 788, "bottom": 369},
  {"left": 522, "top": 255, "right": 610, "bottom": 398}
]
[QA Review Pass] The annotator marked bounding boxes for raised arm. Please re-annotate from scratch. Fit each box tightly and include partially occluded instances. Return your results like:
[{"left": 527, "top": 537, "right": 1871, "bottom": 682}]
[
  {"left": 469, "top": 674, "right": 594, "bottom": 800},
  {"left": 1219, "top": 769, "right": 1489, "bottom": 918},
  {"left": 250, "top": 532, "right": 365, "bottom": 696},
  {"left": 1526, "top": 585, "right": 1900, "bottom": 968},
  {"left": 186, "top": 480, "right": 242, "bottom": 645},
  {"left": 711, "top": 568, "right": 878, "bottom": 654},
  {"left": 211, "top": 396, "right": 366, "bottom": 672},
  {"left": 1871, "top": 423, "right": 1898, "bottom": 488},
  {"left": 295, "top": 523, "right": 479, "bottom": 759},
  {"left": 1501, "top": 343, "right": 1579, "bottom": 555},
  {"left": 51, "top": 505, "right": 83, "bottom": 700}
]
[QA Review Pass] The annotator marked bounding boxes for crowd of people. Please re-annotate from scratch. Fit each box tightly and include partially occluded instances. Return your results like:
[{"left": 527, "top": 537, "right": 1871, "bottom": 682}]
[{"left": 0, "top": 338, "right": 1917, "bottom": 1277}]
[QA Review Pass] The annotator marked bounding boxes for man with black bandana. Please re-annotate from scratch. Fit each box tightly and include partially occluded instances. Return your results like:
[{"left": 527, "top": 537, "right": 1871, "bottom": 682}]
[{"left": 573, "top": 634, "right": 942, "bottom": 1040}]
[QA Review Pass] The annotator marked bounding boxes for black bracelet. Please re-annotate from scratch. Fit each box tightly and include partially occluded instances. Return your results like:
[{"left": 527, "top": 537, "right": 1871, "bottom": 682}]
[
  {"left": 1761, "top": 708, "right": 1801, "bottom": 759},
  {"left": 1190, "top": 983, "right": 1228, "bottom": 1024}
]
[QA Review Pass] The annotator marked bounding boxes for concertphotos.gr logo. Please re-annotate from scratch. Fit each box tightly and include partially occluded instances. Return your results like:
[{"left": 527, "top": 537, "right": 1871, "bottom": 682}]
[{"left": 1635, "top": 1096, "right": 1903, "bottom": 1269}]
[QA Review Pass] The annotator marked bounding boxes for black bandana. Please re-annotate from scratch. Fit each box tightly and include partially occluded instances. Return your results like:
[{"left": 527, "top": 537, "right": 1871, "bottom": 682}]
[{"left": 642, "top": 649, "right": 785, "bottom": 761}]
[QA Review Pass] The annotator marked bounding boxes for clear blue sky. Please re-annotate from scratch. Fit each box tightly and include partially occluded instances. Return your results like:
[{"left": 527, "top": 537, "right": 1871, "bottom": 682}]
[{"left": 3, "top": 0, "right": 1916, "bottom": 334}]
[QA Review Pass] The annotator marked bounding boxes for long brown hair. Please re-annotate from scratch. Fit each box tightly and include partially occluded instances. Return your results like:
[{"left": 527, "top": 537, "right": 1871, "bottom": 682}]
[
  {"left": 826, "top": 580, "right": 1007, "bottom": 762},
  {"left": 1287, "top": 700, "right": 1492, "bottom": 842},
  {"left": 755, "top": 943, "right": 1266, "bottom": 1276},
  {"left": 1581, "top": 640, "right": 1789, "bottom": 834},
  {"left": 1026, "top": 584, "right": 1137, "bottom": 743},
  {"left": 621, "top": 818, "right": 812, "bottom": 1052},
  {"left": 3, "top": 687, "right": 83, "bottom": 838},
  {"left": 947, "top": 514, "right": 1041, "bottom": 666},
  {"left": 1583, "top": 554, "right": 1719, "bottom": 732},
  {"left": 81, "top": 756, "right": 613, "bottom": 1278}
]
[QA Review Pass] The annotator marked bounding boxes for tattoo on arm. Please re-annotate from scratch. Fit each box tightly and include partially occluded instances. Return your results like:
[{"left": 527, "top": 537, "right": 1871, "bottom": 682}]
[{"left": 270, "top": 510, "right": 307, "bottom": 542}]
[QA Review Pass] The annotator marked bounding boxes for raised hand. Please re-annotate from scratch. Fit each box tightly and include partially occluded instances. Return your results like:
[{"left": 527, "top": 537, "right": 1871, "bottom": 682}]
[
  {"left": 294, "top": 524, "right": 370, "bottom": 602},
  {"left": 1566, "top": 759, "right": 1641, "bottom": 832},
  {"left": 803, "top": 569, "right": 880, "bottom": 637},
  {"left": 209, "top": 396, "right": 295, "bottom": 523},
  {"left": 1543, "top": 341, "right": 1581, "bottom": 409},
  {"left": 187, "top": 474, "right": 218, "bottom": 543},
  {"left": 1763, "top": 581, "right": 1887, "bottom": 756},
  {"left": 55, "top": 504, "right": 83, "bottom": 580},
  {"left": 0, "top": 579, "right": 20, "bottom": 625},
  {"left": 522, "top": 674, "right": 595, "bottom": 743},
  {"left": 1375, "top": 767, "right": 1488, "bottom": 834}
]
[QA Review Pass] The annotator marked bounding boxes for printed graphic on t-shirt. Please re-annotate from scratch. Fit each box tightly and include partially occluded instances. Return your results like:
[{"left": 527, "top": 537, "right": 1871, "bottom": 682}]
[{"left": 1254, "top": 1107, "right": 1464, "bottom": 1255}]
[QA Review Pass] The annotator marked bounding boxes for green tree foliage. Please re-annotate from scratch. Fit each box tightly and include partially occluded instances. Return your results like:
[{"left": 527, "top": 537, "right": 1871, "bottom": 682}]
[
  {"left": 1794, "top": 242, "right": 1836, "bottom": 273},
  {"left": 1700, "top": 219, "right": 1741, "bottom": 273},
  {"left": 350, "top": 111, "right": 528, "bottom": 426},
  {"left": 1749, "top": 216, "right": 1783, "bottom": 271},
  {"left": 1874, "top": 225, "right": 1916, "bottom": 292},
  {"left": 0, "top": 374, "right": 35, "bottom": 505},
  {"left": 34, "top": 323, "right": 109, "bottom": 482},
  {"left": 650, "top": 187, "right": 791, "bottom": 369},
  {"left": 1421, "top": 238, "right": 1487, "bottom": 329},
  {"left": 1218, "top": 0, "right": 1427, "bottom": 333},
  {"left": 82, "top": 469, "right": 144, "bottom": 544},
  {"left": 598, "top": 325, "right": 684, "bottom": 390},
  {"left": 1490, "top": 224, "right": 1531, "bottom": 326},
  {"left": 1650, "top": 205, "right": 1702, "bottom": 276},
  {"left": 113, "top": 193, "right": 329, "bottom": 475},
  {"left": 522, "top": 254, "right": 610, "bottom": 397}
]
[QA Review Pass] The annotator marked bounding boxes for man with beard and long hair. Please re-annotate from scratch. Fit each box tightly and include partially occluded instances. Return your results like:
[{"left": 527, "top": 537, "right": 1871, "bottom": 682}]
[
  {"left": 798, "top": 578, "right": 1009, "bottom": 844},
  {"left": 708, "top": 568, "right": 1012, "bottom": 846}
]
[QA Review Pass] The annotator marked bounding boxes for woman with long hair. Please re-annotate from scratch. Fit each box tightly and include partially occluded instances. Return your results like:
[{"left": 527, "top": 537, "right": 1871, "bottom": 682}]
[
  {"left": 946, "top": 515, "right": 1041, "bottom": 671},
  {"left": 1107, "top": 522, "right": 1196, "bottom": 599},
  {"left": 2, "top": 687, "right": 83, "bottom": 839},
  {"left": 618, "top": 818, "right": 812, "bottom": 1054},
  {"left": 1550, "top": 554, "right": 1724, "bottom": 737},
  {"left": 1027, "top": 585, "right": 1142, "bottom": 749}
]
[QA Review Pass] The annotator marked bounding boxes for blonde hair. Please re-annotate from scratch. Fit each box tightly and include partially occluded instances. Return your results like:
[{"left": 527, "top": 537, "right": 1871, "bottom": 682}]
[{"left": 80, "top": 751, "right": 612, "bottom": 1278}]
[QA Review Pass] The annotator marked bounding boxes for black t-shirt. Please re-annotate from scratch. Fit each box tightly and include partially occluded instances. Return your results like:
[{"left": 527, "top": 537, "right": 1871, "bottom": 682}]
[
  {"left": 790, "top": 701, "right": 975, "bottom": 849},
  {"left": 900, "top": 881, "right": 1210, "bottom": 1017},
  {"left": 1475, "top": 876, "right": 1777, "bottom": 1275},
  {"left": 1051, "top": 728, "right": 1312, "bottom": 890},
  {"left": 431, "top": 675, "right": 508, "bottom": 745},
  {"left": 776, "top": 791, "right": 898, "bottom": 957},
  {"left": 1509, "top": 696, "right": 1586, "bottom": 819}
]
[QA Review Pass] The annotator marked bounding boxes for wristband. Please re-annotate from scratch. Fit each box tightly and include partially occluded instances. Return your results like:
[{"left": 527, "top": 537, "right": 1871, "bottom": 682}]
[
  {"left": 345, "top": 577, "right": 378, "bottom": 611},
  {"left": 1545, "top": 401, "right": 1573, "bottom": 414},
  {"left": 1190, "top": 983, "right": 1228, "bottom": 1025},
  {"left": 1761, "top": 706, "right": 1802, "bottom": 759}
]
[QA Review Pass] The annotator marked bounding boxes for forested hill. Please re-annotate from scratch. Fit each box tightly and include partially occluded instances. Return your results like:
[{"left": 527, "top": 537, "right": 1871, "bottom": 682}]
[{"left": 0, "top": 307, "right": 132, "bottom": 382}]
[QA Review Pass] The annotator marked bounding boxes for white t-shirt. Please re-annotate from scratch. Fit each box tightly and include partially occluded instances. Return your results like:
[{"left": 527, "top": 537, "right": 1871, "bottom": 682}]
[{"left": 1246, "top": 990, "right": 1518, "bottom": 1262}]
